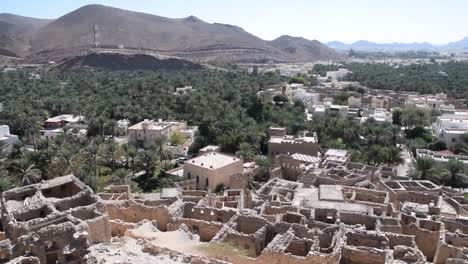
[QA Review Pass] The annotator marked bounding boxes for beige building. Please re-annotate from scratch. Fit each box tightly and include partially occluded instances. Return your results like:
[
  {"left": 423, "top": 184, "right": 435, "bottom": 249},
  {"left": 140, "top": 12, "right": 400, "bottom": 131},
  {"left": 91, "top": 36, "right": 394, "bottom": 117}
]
[
  {"left": 127, "top": 119, "right": 187, "bottom": 147},
  {"left": 347, "top": 96, "right": 362, "bottom": 108},
  {"left": 268, "top": 131, "right": 319, "bottom": 157},
  {"left": 268, "top": 127, "right": 287, "bottom": 137},
  {"left": 371, "top": 96, "right": 388, "bottom": 109},
  {"left": 183, "top": 152, "right": 243, "bottom": 191}
]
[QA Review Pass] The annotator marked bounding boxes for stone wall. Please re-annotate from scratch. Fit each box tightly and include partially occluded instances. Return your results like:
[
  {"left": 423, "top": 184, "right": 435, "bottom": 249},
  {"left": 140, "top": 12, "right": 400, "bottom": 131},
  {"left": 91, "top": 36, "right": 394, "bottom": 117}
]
[{"left": 105, "top": 201, "right": 170, "bottom": 231}]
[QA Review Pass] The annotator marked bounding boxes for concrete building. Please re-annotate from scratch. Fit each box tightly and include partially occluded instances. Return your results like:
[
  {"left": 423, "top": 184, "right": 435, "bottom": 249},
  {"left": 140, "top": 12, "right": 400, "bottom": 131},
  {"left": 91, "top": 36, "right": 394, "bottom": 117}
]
[
  {"left": 0, "top": 125, "right": 19, "bottom": 145},
  {"left": 416, "top": 149, "right": 468, "bottom": 164},
  {"left": 323, "top": 149, "right": 350, "bottom": 165},
  {"left": 198, "top": 145, "right": 221, "bottom": 155},
  {"left": 183, "top": 152, "right": 243, "bottom": 191},
  {"left": 44, "top": 114, "right": 84, "bottom": 129},
  {"left": 127, "top": 119, "right": 188, "bottom": 147},
  {"left": 326, "top": 68, "right": 351, "bottom": 81},
  {"left": 361, "top": 107, "right": 392, "bottom": 123},
  {"left": 433, "top": 113, "right": 468, "bottom": 150},
  {"left": 116, "top": 119, "right": 130, "bottom": 135},
  {"left": 291, "top": 88, "right": 320, "bottom": 104},
  {"left": 174, "top": 86, "right": 194, "bottom": 95},
  {"left": 268, "top": 131, "right": 319, "bottom": 157}
]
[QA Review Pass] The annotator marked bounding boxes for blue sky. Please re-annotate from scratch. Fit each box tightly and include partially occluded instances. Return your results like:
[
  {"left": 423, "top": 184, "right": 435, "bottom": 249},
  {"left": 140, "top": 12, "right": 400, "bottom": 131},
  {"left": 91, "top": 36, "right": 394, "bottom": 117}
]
[{"left": 1, "top": 0, "right": 467, "bottom": 44}]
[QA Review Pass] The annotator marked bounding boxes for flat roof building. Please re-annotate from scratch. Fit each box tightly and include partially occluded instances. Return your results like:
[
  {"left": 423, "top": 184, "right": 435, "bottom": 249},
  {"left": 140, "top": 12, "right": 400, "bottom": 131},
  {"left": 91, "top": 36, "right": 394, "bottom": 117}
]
[
  {"left": 127, "top": 119, "right": 187, "bottom": 147},
  {"left": 268, "top": 131, "right": 319, "bottom": 157},
  {"left": 183, "top": 152, "right": 243, "bottom": 191},
  {"left": 0, "top": 125, "right": 19, "bottom": 146}
]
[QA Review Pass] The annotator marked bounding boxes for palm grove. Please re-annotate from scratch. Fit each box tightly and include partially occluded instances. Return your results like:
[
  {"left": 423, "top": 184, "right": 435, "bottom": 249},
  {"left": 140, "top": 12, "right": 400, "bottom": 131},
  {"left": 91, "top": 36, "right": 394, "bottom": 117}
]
[
  {"left": 0, "top": 67, "right": 466, "bottom": 192},
  {"left": 0, "top": 69, "right": 304, "bottom": 192}
]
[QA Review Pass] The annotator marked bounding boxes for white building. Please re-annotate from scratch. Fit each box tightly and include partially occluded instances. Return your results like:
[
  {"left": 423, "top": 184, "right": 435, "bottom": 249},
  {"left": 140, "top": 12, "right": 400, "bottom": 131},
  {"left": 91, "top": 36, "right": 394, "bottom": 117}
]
[
  {"left": 361, "top": 108, "right": 392, "bottom": 123},
  {"left": 326, "top": 68, "right": 351, "bottom": 81},
  {"left": 291, "top": 88, "right": 320, "bottom": 104},
  {"left": 323, "top": 149, "right": 350, "bottom": 165},
  {"left": 416, "top": 149, "right": 468, "bottom": 164},
  {"left": 432, "top": 113, "right": 468, "bottom": 150},
  {"left": 0, "top": 125, "right": 19, "bottom": 145}
]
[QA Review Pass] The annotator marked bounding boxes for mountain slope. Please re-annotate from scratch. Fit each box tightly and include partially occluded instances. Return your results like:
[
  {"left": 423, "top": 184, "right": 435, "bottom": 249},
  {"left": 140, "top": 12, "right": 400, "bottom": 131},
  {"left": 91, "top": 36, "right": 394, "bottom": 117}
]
[
  {"left": 1, "top": 4, "right": 342, "bottom": 63},
  {"left": 269, "top": 35, "right": 343, "bottom": 62},
  {"left": 29, "top": 4, "right": 295, "bottom": 63},
  {"left": 327, "top": 40, "right": 436, "bottom": 51},
  {"left": 0, "top": 13, "right": 51, "bottom": 56},
  {"left": 445, "top": 37, "right": 468, "bottom": 50}
]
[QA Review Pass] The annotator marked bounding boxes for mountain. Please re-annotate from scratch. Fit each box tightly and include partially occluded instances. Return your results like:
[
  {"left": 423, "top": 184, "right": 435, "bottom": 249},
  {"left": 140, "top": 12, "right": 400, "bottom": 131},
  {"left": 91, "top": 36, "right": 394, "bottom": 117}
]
[
  {"left": 0, "top": 4, "right": 340, "bottom": 64},
  {"left": 0, "top": 13, "right": 51, "bottom": 57},
  {"left": 444, "top": 37, "right": 468, "bottom": 50},
  {"left": 327, "top": 40, "right": 436, "bottom": 52},
  {"left": 269, "top": 35, "right": 344, "bottom": 62}
]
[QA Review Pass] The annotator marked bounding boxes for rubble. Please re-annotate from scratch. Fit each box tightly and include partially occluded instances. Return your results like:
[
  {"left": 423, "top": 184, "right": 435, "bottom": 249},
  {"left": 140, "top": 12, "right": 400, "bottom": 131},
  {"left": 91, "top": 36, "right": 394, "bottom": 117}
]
[{"left": 1, "top": 157, "right": 467, "bottom": 264}]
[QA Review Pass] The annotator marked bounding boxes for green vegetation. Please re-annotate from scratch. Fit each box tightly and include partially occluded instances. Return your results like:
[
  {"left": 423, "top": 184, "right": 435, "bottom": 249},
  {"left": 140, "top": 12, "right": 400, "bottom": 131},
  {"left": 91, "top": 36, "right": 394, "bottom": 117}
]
[
  {"left": 169, "top": 132, "right": 186, "bottom": 146},
  {"left": 313, "top": 61, "right": 468, "bottom": 99},
  {"left": 308, "top": 112, "right": 403, "bottom": 166},
  {"left": 411, "top": 157, "right": 468, "bottom": 188},
  {"left": 0, "top": 69, "right": 304, "bottom": 191}
]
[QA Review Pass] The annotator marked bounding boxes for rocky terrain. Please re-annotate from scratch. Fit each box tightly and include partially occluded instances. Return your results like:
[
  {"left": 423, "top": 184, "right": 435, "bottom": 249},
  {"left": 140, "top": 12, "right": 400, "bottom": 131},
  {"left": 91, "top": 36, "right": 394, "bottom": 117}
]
[
  {"left": 0, "top": 4, "right": 341, "bottom": 64},
  {"left": 52, "top": 51, "right": 205, "bottom": 71},
  {"left": 270, "top": 35, "right": 343, "bottom": 62}
]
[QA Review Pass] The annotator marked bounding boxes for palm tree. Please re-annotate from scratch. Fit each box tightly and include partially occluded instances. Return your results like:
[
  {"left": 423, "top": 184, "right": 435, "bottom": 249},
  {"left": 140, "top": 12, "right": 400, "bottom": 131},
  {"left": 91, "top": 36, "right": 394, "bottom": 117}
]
[
  {"left": 121, "top": 144, "right": 131, "bottom": 168},
  {"left": 254, "top": 156, "right": 271, "bottom": 182},
  {"left": 84, "top": 173, "right": 100, "bottom": 192},
  {"left": 126, "top": 146, "right": 138, "bottom": 176},
  {"left": 56, "top": 147, "right": 76, "bottom": 175},
  {"left": 364, "top": 145, "right": 385, "bottom": 166},
  {"left": 112, "top": 168, "right": 131, "bottom": 185},
  {"left": 0, "top": 170, "right": 15, "bottom": 192},
  {"left": 412, "top": 156, "right": 437, "bottom": 181},
  {"left": 443, "top": 160, "right": 468, "bottom": 188},
  {"left": 9, "top": 154, "right": 42, "bottom": 186},
  {"left": 383, "top": 147, "right": 404, "bottom": 166},
  {"left": 100, "top": 141, "right": 121, "bottom": 171},
  {"left": 235, "top": 142, "right": 257, "bottom": 162},
  {"left": 137, "top": 150, "right": 158, "bottom": 177},
  {"left": 82, "top": 143, "right": 100, "bottom": 177},
  {"left": 150, "top": 137, "right": 174, "bottom": 164},
  {"left": 24, "top": 115, "right": 43, "bottom": 151}
]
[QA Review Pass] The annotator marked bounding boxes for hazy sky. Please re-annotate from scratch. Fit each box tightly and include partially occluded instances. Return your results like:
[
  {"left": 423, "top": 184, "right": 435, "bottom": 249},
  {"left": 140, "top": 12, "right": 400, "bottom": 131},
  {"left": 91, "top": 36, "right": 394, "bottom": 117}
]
[{"left": 1, "top": 0, "right": 467, "bottom": 44}]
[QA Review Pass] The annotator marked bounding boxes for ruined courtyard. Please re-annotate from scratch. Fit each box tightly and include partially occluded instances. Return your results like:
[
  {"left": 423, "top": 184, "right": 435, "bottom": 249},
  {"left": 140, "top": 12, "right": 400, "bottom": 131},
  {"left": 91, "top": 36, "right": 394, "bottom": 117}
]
[{"left": 0, "top": 162, "right": 467, "bottom": 264}]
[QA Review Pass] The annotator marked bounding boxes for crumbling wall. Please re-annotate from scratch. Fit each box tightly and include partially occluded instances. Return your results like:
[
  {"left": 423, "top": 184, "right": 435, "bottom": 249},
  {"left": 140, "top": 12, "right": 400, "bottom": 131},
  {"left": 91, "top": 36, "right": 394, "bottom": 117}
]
[
  {"left": 168, "top": 218, "right": 223, "bottom": 242},
  {"left": 340, "top": 246, "right": 389, "bottom": 264},
  {"left": 314, "top": 208, "right": 337, "bottom": 224},
  {"left": 0, "top": 175, "right": 111, "bottom": 263},
  {"left": 109, "top": 219, "right": 137, "bottom": 237},
  {"left": 85, "top": 215, "right": 112, "bottom": 243},
  {"left": 345, "top": 231, "right": 389, "bottom": 249},
  {"left": 384, "top": 232, "right": 415, "bottom": 249},
  {"left": 402, "top": 222, "right": 439, "bottom": 261},
  {"left": 105, "top": 201, "right": 170, "bottom": 231},
  {"left": 378, "top": 217, "right": 402, "bottom": 234},
  {"left": 339, "top": 212, "right": 377, "bottom": 230},
  {"left": 434, "top": 232, "right": 468, "bottom": 264},
  {"left": 182, "top": 203, "right": 236, "bottom": 223}
]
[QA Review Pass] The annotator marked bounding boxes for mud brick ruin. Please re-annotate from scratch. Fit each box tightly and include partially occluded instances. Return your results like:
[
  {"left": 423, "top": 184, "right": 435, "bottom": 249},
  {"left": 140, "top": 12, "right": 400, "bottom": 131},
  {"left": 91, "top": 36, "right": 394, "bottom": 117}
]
[
  {"left": 0, "top": 175, "right": 111, "bottom": 263},
  {"left": 0, "top": 157, "right": 467, "bottom": 263}
]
